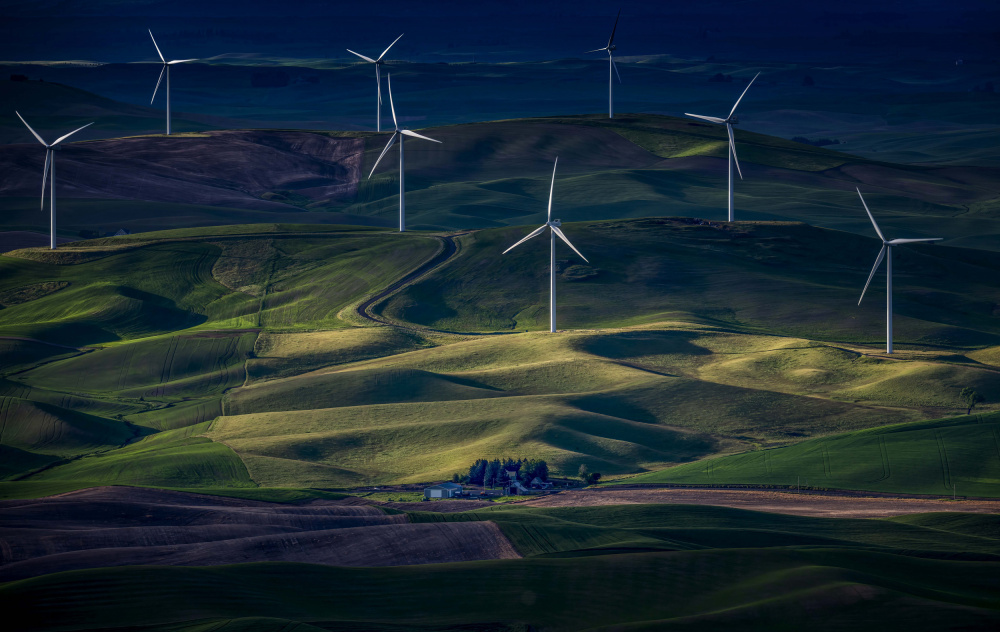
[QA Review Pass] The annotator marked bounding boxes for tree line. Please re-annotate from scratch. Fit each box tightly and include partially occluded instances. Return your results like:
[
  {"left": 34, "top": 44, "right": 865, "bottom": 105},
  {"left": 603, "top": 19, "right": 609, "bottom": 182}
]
[{"left": 459, "top": 458, "right": 549, "bottom": 488}]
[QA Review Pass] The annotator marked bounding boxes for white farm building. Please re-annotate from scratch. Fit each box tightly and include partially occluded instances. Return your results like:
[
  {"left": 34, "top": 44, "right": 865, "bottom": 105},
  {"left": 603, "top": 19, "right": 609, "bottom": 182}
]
[{"left": 424, "top": 482, "right": 463, "bottom": 499}]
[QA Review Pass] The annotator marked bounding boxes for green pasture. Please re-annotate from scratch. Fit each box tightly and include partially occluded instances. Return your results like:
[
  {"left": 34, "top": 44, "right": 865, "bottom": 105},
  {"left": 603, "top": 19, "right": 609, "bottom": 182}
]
[
  {"left": 627, "top": 412, "right": 1000, "bottom": 497},
  {"left": 1, "top": 545, "right": 997, "bottom": 631}
]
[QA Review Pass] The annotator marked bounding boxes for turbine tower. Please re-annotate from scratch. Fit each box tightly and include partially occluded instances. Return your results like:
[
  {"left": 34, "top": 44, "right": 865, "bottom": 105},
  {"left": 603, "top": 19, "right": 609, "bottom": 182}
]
[
  {"left": 856, "top": 188, "right": 942, "bottom": 354},
  {"left": 16, "top": 112, "right": 93, "bottom": 249},
  {"left": 368, "top": 74, "right": 442, "bottom": 232},
  {"left": 502, "top": 157, "right": 589, "bottom": 333},
  {"left": 684, "top": 72, "right": 759, "bottom": 221},
  {"left": 586, "top": 9, "right": 622, "bottom": 119},
  {"left": 149, "top": 30, "right": 196, "bottom": 135},
  {"left": 347, "top": 34, "right": 404, "bottom": 132}
]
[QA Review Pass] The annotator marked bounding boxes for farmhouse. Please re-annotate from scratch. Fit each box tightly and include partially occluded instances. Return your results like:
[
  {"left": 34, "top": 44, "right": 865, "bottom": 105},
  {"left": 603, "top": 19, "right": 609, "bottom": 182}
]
[{"left": 424, "top": 482, "right": 463, "bottom": 499}]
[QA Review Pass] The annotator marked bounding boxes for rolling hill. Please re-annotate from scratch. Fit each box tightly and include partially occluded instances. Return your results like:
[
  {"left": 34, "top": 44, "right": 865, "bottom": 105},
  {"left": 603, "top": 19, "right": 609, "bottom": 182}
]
[
  {"left": 0, "top": 220, "right": 998, "bottom": 494},
  {"left": 625, "top": 411, "right": 1000, "bottom": 497},
  {"left": 2, "top": 113, "right": 999, "bottom": 248}
]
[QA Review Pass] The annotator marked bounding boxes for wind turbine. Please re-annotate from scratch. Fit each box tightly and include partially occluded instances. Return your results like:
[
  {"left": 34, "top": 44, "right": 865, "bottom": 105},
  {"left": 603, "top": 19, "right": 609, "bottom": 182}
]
[
  {"left": 856, "top": 188, "right": 942, "bottom": 354},
  {"left": 368, "top": 74, "right": 441, "bottom": 232},
  {"left": 684, "top": 72, "right": 760, "bottom": 222},
  {"left": 15, "top": 112, "right": 93, "bottom": 249},
  {"left": 586, "top": 9, "right": 622, "bottom": 119},
  {"left": 148, "top": 30, "right": 196, "bottom": 135},
  {"left": 347, "top": 34, "right": 404, "bottom": 132},
  {"left": 502, "top": 157, "right": 589, "bottom": 333}
]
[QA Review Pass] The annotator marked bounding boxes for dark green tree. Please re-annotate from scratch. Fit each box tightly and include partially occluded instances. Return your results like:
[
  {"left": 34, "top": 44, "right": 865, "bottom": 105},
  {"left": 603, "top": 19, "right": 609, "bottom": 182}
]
[
  {"left": 468, "top": 459, "right": 487, "bottom": 485},
  {"left": 960, "top": 387, "right": 985, "bottom": 415}
]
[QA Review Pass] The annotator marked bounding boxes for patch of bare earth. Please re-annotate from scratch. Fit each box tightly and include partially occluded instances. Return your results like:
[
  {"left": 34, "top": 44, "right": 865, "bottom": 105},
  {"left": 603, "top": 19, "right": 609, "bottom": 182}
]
[
  {"left": 517, "top": 488, "right": 1000, "bottom": 518},
  {"left": 0, "top": 486, "right": 519, "bottom": 582}
]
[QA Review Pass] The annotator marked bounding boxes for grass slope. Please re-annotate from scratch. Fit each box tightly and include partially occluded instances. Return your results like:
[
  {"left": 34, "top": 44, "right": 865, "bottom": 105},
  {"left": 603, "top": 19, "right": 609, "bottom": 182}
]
[
  {"left": 411, "top": 503, "right": 1000, "bottom": 559},
  {"left": 379, "top": 218, "right": 1000, "bottom": 344},
  {"left": 626, "top": 412, "right": 1000, "bottom": 497},
  {"left": 0, "top": 225, "right": 440, "bottom": 344},
  {"left": 1, "top": 549, "right": 997, "bottom": 632},
  {"left": 206, "top": 327, "right": 1000, "bottom": 487},
  {"left": 2, "top": 222, "right": 999, "bottom": 492}
]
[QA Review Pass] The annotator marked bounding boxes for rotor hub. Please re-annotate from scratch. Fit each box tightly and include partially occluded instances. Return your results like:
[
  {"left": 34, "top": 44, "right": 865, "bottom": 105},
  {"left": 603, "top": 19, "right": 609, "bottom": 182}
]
[{"left": 549, "top": 219, "right": 561, "bottom": 227}]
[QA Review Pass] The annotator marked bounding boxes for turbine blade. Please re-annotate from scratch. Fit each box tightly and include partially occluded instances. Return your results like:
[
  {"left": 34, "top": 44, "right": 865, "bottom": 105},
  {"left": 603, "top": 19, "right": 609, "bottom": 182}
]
[
  {"left": 346, "top": 49, "right": 376, "bottom": 63},
  {"left": 611, "top": 55, "right": 621, "bottom": 83},
  {"left": 376, "top": 65, "right": 382, "bottom": 105},
  {"left": 377, "top": 33, "right": 404, "bottom": 61},
  {"left": 53, "top": 122, "right": 94, "bottom": 146},
  {"left": 584, "top": 48, "right": 607, "bottom": 53},
  {"left": 41, "top": 149, "right": 50, "bottom": 210},
  {"left": 151, "top": 64, "right": 166, "bottom": 103},
  {"left": 728, "top": 71, "right": 760, "bottom": 119},
  {"left": 856, "top": 188, "right": 885, "bottom": 242},
  {"left": 728, "top": 124, "right": 743, "bottom": 180},
  {"left": 551, "top": 225, "right": 589, "bottom": 262},
  {"left": 502, "top": 225, "right": 547, "bottom": 254},
  {"left": 607, "top": 8, "right": 621, "bottom": 47},
  {"left": 858, "top": 245, "right": 886, "bottom": 306},
  {"left": 368, "top": 132, "right": 398, "bottom": 178},
  {"left": 887, "top": 238, "right": 944, "bottom": 245},
  {"left": 401, "top": 129, "right": 441, "bottom": 143},
  {"left": 684, "top": 113, "right": 726, "bottom": 124},
  {"left": 15, "top": 111, "right": 47, "bottom": 146},
  {"left": 387, "top": 73, "right": 398, "bottom": 129},
  {"left": 168, "top": 58, "right": 197, "bottom": 64},
  {"left": 547, "top": 157, "right": 558, "bottom": 223},
  {"left": 149, "top": 29, "right": 166, "bottom": 63}
]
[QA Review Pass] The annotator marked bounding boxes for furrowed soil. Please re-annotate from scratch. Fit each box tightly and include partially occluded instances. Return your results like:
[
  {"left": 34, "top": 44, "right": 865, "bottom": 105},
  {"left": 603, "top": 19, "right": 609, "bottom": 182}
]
[{"left": 0, "top": 486, "right": 519, "bottom": 582}]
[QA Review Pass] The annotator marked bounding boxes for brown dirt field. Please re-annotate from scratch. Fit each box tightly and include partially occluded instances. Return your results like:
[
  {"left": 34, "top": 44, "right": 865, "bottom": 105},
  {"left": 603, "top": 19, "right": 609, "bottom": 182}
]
[
  {"left": 515, "top": 488, "right": 1000, "bottom": 518},
  {"left": 0, "top": 131, "right": 364, "bottom": 210},
  {"left": 0, "top": 487, "right": 519, "bottom": 582}
]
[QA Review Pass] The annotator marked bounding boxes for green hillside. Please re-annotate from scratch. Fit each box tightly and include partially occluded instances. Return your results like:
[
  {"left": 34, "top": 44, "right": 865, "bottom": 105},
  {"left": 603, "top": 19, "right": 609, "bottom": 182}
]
[
  {"left": 626, "top": 412, "right": 1000, "bottom": 497},
  {"left": 5, "top": 113, "right": 1000, "bottom": 250},
  {"left": 0, "top": 224, "right": 440, "bottom": 344},
  {"left": 2, "top": 528, "right": 998, "bottom": 631},
  {"left": 1, "top": 221, "right": 999, "bottom": 493},
  {"left": 379, "top": 218, "right": 1000, "bottom": 345}
]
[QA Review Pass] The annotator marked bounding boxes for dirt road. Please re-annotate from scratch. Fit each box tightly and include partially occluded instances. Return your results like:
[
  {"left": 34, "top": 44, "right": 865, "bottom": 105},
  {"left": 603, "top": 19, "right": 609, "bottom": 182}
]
[{"left": 514, "top": 487, "right": 1000, "bottom": 518}]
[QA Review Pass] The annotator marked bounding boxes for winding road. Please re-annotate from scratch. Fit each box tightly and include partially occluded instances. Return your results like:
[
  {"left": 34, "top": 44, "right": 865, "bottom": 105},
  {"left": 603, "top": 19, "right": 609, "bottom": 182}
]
[{"left": 354, "top": 232, "right": 469, "bottom": 329}]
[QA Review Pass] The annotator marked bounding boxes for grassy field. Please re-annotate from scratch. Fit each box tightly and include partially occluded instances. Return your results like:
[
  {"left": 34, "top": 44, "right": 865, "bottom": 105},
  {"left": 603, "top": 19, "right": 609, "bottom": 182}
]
[
  {"left": 1, "top": 539, "right": 997, "bottom": 631},
  {"left": 624, "top": 412, "right": 1000, "bottom": 497},
  {"left": 411, "top": 503, "right": 1000, "bottom": 558},
  {"left": 379, "top": 218, "right": 1000, "bottom": 344},
  {"left": 5, "top": 110, "right": 1000, "bottom": 249},
  {"left": 0, "top": 221, "right": 998, "bottom": 494}
]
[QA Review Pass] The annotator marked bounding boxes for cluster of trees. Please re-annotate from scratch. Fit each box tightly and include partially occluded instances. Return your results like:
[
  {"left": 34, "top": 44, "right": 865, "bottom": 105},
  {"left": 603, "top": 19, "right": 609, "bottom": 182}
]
[
  {"left": 791, "top": 136, "right": 841, "bottom": 147},
  {"left": 461, "top": 458, "right": 549, "bottom": 488}
]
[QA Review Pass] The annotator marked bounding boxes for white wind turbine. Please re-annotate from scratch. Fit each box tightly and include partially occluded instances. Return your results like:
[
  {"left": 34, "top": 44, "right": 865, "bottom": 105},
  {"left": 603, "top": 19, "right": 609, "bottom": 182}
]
[
  {"left": 856, "top": 188, "right": 942, "bottom": 354},
  {"left": 149, "top": 30, "right": 197, "bottom": 135},
  {"left": 347, "top": 34, "right": 404, "bottom": 132},
  {"left": 368, "top": 74, "right": 441, "bottom": 232},
  {"left": 586, "top": 9, "right": 622, "bottom": 119},
  {"left": 502, "top": 157, "right": 589, "bottom": 333},
  {"left": 685, "top": 72, "right": 760, "bottom": 222},
  {"left": 16, "top": 112, "right": 93, "bottom": 249}
]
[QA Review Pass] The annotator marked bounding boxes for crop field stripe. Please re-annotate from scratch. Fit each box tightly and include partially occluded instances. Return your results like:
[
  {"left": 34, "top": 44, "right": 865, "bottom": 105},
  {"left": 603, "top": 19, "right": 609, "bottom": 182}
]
[
  {"left": 0, "top": 396, "right": 11, "bottom": 445},
  {"left": 877, "top": 436, "right": 891, "bottom": 482},
  {"left": 935, "top": 430, "right": 953, "bottom": 490},
  {"left": 116, "top": 343, "right": 136, "bottom": 392},
  {"left": 158, "top": 336, "right": 179, "bottom": 397}
]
